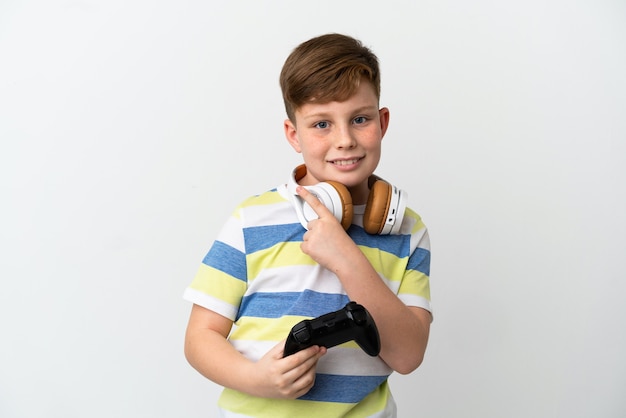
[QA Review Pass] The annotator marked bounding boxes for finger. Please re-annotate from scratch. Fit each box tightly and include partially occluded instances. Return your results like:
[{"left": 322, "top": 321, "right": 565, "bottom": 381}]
[
  {"left": 283, "top": 346, "right": 325, "bottom": 383},
  {"left": 271, "top": 339, "right": 292, "bottom": 359},
  {"left": 274, "top": 340, "right": 322, "bottom": 362},
  {"left": 283, "top": 344, "right": 323, "bottom": 363},
  {"left": 295, "top": 186, "right": 333, "bottom": 219},
  {"left": 291, "top": 364, "right": 317, "bottom": 395}
]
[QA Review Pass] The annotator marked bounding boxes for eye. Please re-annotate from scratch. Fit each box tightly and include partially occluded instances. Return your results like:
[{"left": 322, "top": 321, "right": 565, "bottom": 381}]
[
  {"left": 314, "top": 121, "right": 329, "bottom": 129},
  {"left": 353, "top": 116, "right": 368, "bottom": 125}
]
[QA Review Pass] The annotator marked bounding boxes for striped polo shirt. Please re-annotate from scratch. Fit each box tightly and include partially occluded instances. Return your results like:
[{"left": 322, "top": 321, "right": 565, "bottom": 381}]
[{"left": 184, "top": 183, "right": 431, "bottom": 417}]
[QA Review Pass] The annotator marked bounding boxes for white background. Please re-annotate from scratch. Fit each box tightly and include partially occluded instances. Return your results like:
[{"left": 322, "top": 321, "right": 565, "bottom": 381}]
[{"left": 1, "top": 1, "right": 625, "bottom": 417}]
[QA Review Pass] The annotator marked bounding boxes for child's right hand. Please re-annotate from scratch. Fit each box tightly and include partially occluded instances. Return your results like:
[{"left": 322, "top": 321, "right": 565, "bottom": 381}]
[{"left": 249, "top": 340, "right": 327, "bottom": 399}]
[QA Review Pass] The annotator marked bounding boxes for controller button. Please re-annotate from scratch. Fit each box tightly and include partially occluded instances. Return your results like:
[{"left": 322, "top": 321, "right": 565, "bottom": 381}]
[
  {"left": 293, "top": 327, "right": 311, "bottom": 343},
  {"left": 351, "top": 309, "right": 367, "bottom": 325}
]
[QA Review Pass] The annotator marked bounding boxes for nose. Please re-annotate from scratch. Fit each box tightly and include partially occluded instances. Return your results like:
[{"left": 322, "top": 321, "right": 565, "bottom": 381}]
[{"left": 333, "top": 125, "right": 356, "bottom": 149}]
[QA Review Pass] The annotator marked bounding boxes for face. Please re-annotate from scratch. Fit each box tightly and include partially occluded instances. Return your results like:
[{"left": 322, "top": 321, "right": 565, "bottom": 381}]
[{"left": 284, "top": 81, "right": 390, "bottom": 204}]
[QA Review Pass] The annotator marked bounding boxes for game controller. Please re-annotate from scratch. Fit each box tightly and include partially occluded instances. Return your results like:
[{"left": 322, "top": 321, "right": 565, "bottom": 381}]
[{"left": 283, "top": 302, "right": 381, "bottom": 357}]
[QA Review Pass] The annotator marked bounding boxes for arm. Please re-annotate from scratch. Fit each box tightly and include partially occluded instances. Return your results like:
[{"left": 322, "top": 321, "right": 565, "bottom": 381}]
[
  {"left": 184, "top": 303, "right": 327, "bottom": 399},
  {"left": 296, "top": 186, "right": 430, "bottom": 374}
]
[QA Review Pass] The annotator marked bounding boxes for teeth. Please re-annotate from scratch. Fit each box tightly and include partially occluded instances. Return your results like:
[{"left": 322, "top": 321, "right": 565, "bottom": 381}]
[{"left": 333, "top": 159, "right": 359, "bottom": 166}]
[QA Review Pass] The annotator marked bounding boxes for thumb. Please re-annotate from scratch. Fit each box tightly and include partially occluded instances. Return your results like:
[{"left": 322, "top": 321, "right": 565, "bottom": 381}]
[{"left": 270, "top": 339, "right": 288, "bottom": 358}]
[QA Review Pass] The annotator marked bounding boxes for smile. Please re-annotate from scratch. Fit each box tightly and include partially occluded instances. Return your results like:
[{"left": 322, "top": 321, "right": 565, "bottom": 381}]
[{"left": 330, "top": 158, "right": 362, "bottom": 166}]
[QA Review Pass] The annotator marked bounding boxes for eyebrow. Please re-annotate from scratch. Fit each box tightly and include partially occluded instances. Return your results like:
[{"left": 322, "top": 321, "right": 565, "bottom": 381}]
[{"left": 301, "top": 105, "right": 379, "bottom": 121}]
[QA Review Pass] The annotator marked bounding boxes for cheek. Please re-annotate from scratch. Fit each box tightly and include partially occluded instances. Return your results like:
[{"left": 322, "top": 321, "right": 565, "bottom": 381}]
[
  {"left": 299, "top": 137, "right": 326, "bottom": 155},
  {"left": 363, "top": 130, "right": 383, "bottom": 149}
]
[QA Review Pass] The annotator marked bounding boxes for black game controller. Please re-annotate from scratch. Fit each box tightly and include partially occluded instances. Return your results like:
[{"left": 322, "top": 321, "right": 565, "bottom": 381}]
[{"left": 283, "top": 302, "right": 380, "bottom": 357}]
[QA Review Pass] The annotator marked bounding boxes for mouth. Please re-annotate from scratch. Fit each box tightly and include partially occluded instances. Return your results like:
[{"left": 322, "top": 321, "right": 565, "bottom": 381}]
[{"left": 328, "top": 157, "right": 363, "bottom": 166}]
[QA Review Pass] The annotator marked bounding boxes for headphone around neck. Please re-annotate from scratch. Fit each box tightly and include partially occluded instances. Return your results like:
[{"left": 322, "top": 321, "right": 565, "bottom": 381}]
[{"left": 287, "top": 164, "right": 407, "bottom": 235}]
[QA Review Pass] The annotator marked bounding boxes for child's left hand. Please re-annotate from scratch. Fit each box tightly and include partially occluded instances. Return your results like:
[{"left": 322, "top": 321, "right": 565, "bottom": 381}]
[{"left": 296, "top": 185, "right": 359, "bottom": 273}]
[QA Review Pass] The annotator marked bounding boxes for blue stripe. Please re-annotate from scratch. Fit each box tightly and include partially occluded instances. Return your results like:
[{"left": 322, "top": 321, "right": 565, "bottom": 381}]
[
  {"left": 238, "top": 290, "right": 349, "bottom": 320},
  {"left": 202, "top": 240, "right": 247, "bottom": 282},
  {"left": 407, "top": 247, "right": 430, "bottom": 276},
  {"left": 243, "top": 223, "right": 303, "bottom": 254},
  {"left": 300, "top": 374, "right": 388, "bottom": 403},
  {"left": 243, "top": 222, "right": 412, "bottom": 257},
  {"left": 348, "top": 226, "right": 411, "bottom": 258}
]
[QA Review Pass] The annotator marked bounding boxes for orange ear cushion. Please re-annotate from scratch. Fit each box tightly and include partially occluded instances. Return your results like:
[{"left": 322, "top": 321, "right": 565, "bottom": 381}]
[
  {"left": 363, "top": 180, "right": 392, "bottom": 234},
  {"left": 325, "top": 180, "right": 353, "bottom": 230}
]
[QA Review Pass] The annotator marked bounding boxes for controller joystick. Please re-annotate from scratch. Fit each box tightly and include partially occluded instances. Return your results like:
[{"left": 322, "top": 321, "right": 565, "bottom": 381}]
[{"left": 283, "top": 302, "right": 380, "bottom": 357}]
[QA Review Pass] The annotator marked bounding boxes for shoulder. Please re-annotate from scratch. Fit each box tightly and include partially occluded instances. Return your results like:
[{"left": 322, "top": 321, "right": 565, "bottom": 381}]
[
  {"left": 401, "top": 206, "right": 428, "bottom": 234},
  {"left": 226, "top": 187, "right": 288, "bottom": 219},
  {"left": 236, "top": 186, "right": 289, "bottom": 210},
  {"left": 403, "top": 206, "right": 423, "bottom": 222},
  {"left": 228, "top": 184, "right": 298, "bottom": 229}
]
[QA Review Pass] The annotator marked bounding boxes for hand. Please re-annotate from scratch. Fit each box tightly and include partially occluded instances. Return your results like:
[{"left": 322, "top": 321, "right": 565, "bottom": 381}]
[
  {"left": 250, "top": 340, "right": 326, "bottom": 399},
  {"left": 296, "top": 186, "right": 358, "bottom": 271}
]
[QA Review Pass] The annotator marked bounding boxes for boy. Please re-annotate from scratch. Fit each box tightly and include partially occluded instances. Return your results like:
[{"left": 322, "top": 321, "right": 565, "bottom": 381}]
[{"left": 184, "top": 33, "right": 432, "bottom": 417}]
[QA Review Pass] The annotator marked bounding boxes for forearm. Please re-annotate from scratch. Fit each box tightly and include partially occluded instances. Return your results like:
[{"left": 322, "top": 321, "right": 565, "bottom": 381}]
[
  {"left": 293, "top": 186, "right": 431, "bottom": 373},
  {"left": 330, "top": 246, "right": 430, "bottom": 374},
  {"left": 184, "top": 304, "right": 326, "bottom": 399},
  {"left": 184, "top": 325, "right": 259, "bottom": 394}
]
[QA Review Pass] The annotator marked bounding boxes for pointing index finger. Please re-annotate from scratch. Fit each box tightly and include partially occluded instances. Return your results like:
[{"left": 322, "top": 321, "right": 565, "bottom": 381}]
[{"left": 295, "top": 185, "right": 332, "bottom": 218}]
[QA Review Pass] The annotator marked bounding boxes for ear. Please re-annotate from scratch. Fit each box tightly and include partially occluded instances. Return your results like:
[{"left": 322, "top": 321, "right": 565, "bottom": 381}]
[
  {"left": 284, "top": 118, "right": 302, "bottom": 153},
  {"left": 378, "top": 107, "right": 390, "bottom": 138}
]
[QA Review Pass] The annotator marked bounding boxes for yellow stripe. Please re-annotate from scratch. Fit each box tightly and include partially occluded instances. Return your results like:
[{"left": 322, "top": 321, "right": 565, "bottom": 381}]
[
  {"left": 247, "top": 241, "right": 315, "bottom": 281},
  {"left": 239, "top": 190, "right": 284, "bottom": 208},
  {"left": 230, "top": 319, "right": 364, "bottom": 351},
  {"left": 219, "top": 389, "right": 351, "bottom": 418},
  {"left": 398, "top": 270, "right": 431, "bottom": 300},
  {"left": 405, "top": 207, "right": 426, "bottom": 233},
  {"left": 230, "top": 315, "right": 306, "bottom": 341},
  {"left": 189, "top": 263, "right": 246, "bottom": 306},
  {"left": 360, "top": 245, "right": 408, "bottom": 283},
  {"left": 218, "top": 380, "right": 390, "bottom": 417},
  {"left": 246, "top": 241, "right": 411, "bottom": 288}
]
